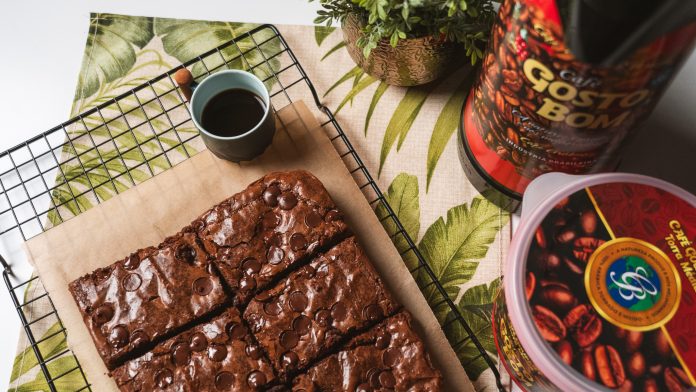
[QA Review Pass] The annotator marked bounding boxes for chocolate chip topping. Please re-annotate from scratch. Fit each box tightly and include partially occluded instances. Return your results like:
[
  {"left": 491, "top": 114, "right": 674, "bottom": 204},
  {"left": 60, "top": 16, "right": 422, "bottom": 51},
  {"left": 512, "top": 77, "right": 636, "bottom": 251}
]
[
  {"left": 278, "top": 192, "right": 298, "bottom": 210},
  {"left": 175, "top": 245, "right": 196, "bottom": 263},
  {"left": 193, "top": 277, "right": 213, "bottom": 296},
  {"left": 375, "top": 332, "right": 391, "bottom": 349},
  {"left": 288, "top": 291, "right": 309, "bottom": 312},
  {"left": 227, "top": 323, "right": 248, "bottom": 340},
  {"left": 245, "top": 344, "right": 262, "bottom": 359},
  {"left": 130, "top": 329, "right": 149, "bottom": 347},
  {"left": 123, "top": 254, "right": 140, "bottom": 270},
  {"left": 263, "top": 184, "right": 281, "bottom": 206},
  {"left": 247, "top": 370, "right": 267, "bottom": 388},
  {"left": 382, "top": 347, "right": 400, "bottom": 368},
  {"left": 121, "top": 273, "right": 142, "bottom": 292},
  {"left": 325, "top": 209, "right": 341, "bottom": 221},
  {"left": 208, "top": 344, "right": 228, "bottom": 362},
  {"left": 109, "top": 325, "right": 129, "bottom": 348},
  {"left": 239, "top": 276, "right": 257, "bottom": 292},
  {"left": 94, "top": 267, "right": 112, "bottom": 283},
  {"left": 267, "top": 246, "right": 284, "bottom": 265},
  {"left": 280, "top": 330, "right": 299, "bottom": 349},
  {"left": 172, "top": 342, "right": 191, "bottom": 366},
  {"left": 242, "top": 258, "right": 261, "bottom": 275},
  {"left": 363, "top": 304, "right": 383, "bottom": 322},
  {"left": 267, "top": 233, "right": 283, "bottom": 247},
  {"left": 292, "top": 315, "right": 312, "bottom": 335},
  {"left": 356, "top": 383, "right": 373, "bottom": 392},
  {"left": 289, "top": 233, "right": 307, "bottom": 251},
  {"left": 367, "top": 367, "right": 381, "bottom": 388},
  {"left": 264, "top": 300, "right": 282, "bottom": 316},
  {"left": 304, "top": 211, "right": 323, "bottom": 228},
  {"left": 262, "top": 211, "right": 280, "bottom": 229},
  {"left": 282, "top": 351, "right": 299, "bottom": 369},
  {"left": 155, "top": 369, "right": 173, "bottom": 388},
  {"left": 215, "top": 371, "right": 235, "bottom": 390},
  {"left": 93, "top": 304, "right": 114, "bottom": 325},
  {"left": 379, "top": 370, "right": 396, "bottom": 388},
  {"left": 315, "top": 309, "right": 332, "bottom": 327},
  {"left": 189, "top": 332, "right": 207, "bottom": 351},
  {"left": 331, "top": 301, "right": 347, "bottom": 322}
]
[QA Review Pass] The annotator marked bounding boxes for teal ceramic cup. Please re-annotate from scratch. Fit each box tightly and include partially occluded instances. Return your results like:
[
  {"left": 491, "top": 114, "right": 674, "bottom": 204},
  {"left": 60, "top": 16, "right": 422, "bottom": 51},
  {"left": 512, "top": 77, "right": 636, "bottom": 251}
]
[{"left": 190, "top": 70, "right": 276, "bottom": 162}]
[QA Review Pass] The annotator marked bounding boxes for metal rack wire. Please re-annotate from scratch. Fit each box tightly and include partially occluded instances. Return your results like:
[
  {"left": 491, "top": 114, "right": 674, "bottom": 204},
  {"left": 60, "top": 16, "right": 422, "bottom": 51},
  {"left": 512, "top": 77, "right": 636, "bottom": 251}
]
[{"left": 0, "top": 24, "right": 504, "bottom": 391}]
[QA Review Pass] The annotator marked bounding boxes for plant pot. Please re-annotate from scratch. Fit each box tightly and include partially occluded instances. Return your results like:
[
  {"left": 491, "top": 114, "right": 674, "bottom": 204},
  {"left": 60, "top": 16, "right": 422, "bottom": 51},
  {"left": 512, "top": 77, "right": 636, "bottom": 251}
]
[{"left": 341, "top": 13, "right": 463, "bottom": 86}]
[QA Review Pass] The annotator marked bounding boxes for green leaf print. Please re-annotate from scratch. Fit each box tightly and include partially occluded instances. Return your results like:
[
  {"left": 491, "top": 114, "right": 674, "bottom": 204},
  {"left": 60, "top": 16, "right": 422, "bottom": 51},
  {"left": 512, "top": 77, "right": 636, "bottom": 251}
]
[
  {"left": 321, "top": 41, "right": 347, "bottom": 61},
  {"left": 11, "top": 322, "right": 68, "bottom": 382},
  {"left": 376, "top": 173, "right": 420, "bottom": 270},
  {"left": 154, "top": 19, "right": 280, "bottom": 87},
  {"left": 314, "top": 25, "right": 336, "bottom": 46},
  {"left": 417, "top": 191, "right": 509, "bottom": 313},
  {"left": 13, "top": 356, "right": 85, "bottom": 392},
  {"left": 364, "top": 81, "right": 389, "bottom": 136},
  {"left": 76, "top": 14, "right": 154, "bottom": 100}
]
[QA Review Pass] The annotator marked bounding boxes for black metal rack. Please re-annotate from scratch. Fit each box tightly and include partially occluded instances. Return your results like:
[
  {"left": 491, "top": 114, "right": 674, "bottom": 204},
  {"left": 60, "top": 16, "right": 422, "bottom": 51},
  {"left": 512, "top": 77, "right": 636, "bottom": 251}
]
[{"left": 0, "top": 24, "right": 503, "bottom": 391}]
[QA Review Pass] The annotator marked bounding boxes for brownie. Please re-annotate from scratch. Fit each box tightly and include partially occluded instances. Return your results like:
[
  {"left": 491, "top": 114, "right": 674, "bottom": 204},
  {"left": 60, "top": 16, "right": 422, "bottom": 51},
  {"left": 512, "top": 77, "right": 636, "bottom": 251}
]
[
  {"left": 243, "top": 236, "right": 400, "bottom": 378},
  {"left": 291, "top": 312, "right": 442, "bottom": 391},
  {"left": 112, "top": 308, "right": 277, "bottom": 392},
  {"left": 195, "top": 171, "right": 349, "bottom": 304},
  {"left": 69, "top": 230, "right": 228, "bottom": 369}
]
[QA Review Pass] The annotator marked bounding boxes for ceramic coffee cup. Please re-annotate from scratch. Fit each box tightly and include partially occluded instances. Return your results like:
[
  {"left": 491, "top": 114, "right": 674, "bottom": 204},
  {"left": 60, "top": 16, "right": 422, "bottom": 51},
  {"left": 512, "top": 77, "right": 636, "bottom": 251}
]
[{"left": 189, "top": 70, "right": 275, "bottom": 162}]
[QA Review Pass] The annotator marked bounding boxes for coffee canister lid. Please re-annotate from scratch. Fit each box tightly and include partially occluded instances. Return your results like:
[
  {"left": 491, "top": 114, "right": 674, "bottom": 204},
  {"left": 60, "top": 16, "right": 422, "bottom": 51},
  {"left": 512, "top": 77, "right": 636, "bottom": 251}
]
[{"left": 505, "top": 173, "right": 696, "bottom": 391}]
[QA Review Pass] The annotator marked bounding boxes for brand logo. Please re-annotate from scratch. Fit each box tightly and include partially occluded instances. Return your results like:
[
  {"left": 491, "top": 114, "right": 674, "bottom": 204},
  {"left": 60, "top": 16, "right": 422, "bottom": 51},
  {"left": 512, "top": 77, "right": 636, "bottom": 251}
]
[{"left": 585, "top": 238, "right": 681, "bottom": 331}]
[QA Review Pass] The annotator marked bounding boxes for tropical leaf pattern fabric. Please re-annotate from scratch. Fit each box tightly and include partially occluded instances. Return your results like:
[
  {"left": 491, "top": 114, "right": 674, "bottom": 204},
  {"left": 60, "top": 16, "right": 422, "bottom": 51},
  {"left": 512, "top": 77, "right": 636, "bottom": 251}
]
[{"left": 9, "top": 15, "right": 511, "bottom": 392}]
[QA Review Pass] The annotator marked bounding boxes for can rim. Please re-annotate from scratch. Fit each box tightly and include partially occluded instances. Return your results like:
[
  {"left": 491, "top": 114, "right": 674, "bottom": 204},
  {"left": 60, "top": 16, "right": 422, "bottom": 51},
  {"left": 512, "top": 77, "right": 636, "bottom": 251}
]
[{"left": 504, "top": 172, "right": 696, "bottom": 391}]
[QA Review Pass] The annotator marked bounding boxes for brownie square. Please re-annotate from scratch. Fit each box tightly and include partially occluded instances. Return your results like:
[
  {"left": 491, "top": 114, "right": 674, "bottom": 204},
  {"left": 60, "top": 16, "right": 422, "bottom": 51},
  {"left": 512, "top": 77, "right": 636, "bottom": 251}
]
[
  {"left": 69, "top": 230, "right": 228, "bottom": 369},
  {"left": 112, "top": 308, "right": 277, "bottom": 392},
  {"left": 196, "top": 171, "right": 349, "bottom": 304},
  {"left": 243, "top": 236, "right": 400, "bottom": 378},
  {"left": 291, "top": 312, "right": 442, "bottom": 391}
]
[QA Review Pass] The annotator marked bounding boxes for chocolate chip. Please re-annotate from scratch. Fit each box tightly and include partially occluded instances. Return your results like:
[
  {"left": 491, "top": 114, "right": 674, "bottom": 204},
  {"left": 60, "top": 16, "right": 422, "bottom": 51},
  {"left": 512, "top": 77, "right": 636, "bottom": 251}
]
[
  {"left": 239, "top": 276, "right": 256, "bottom": 292},
  {"left": 356, "top": 383, "right": 373, "bottom": 392},
  {"left": 288, "top": 291, "right": 309, "bottom": 312},
  {"left": 155, "top": 369, "right": 173, "bottom": 388},
  {"left": 123, "top": 255, "right": 140, "bottom": 270},
  {"left": 379, "top": 370, "right": 396, "bottom": 388},
  {"left": 93, "top": 304, "right": 114, "bottom": 325},
  {"left": 215, "top": 371, "right": 235, "bottom": 390},
  {"left": 263, "top": 184, "right": 281, "bottom": 206},
  {"left": 255, "top": 290, "right": 273, "bottom": 302},
  {"left": 227, "top": 323, "right": 248, "bottom": 340},
  {"left": 193, "top": 277, "right": 213, "bottom": 296},
  {"left": 282, "top": 351, "right": 299, "bottom": 369},
  {"left": 367, "top": 367, "right": 381, "bottom": 388},
  {"left": 208, "top": 344, "right": 228, "bottom": 361},
  {"left": 267, "top": 246, "right": 284, "bottom": 265},
  {"left": 382, "top": 347, "right": 400, "bottom": 367},
  {"left": 109, "top": 325, "right": 129, "bottom": 348},
  {"left": 331, "top": 302, "right": 347, "bottom": 322},
  {"left": 289, "top": 233, "right": 307, "bottom": 251},
  {"left": 375, "top": 331, "right": 391, "bottom": 349},
  {"left": 315, "top": 309, "right": 332, "bottom": 327},
  {"left": 363, "top": 304, "right": 383, "bottom": 322},
  {"left": 280, "top": 330, "right": 299, "bottom": 349},
  {"left": 262, "top": 211, "right": 280, "bottom": 229},
  {"left": 242, "top": 258, "right": 261, "bottom": 275},
  {"left": 325, "top": 209, "right": 341, "bottom": 221},
  {"left": 304, "top": 211, "right": 323, "bottom": 228},
  {"left": 176, "top": 245, "right": 196, "bottom": 263},
  {"left": 247, "top": 371, "right": 267, "bottom": 388},
  {"left": 189, "top": 332, "right": 207, "bottom": 351},
  {"left": 278, "top": 192, "right": 298, "bottom": 210},
  {"left": 292, "top": 315, "right": 312, "bottom": 335},
  {"left": 122, "top": 273, "right": 142, "bottom": 292},
  {"left": 245, "top": 344, "right": 262, "bottom": 360},
  {"left": 267, "top": 233, "right": 282, "bottom": 247},
  {"left": 264, "top": 300, "right": 282, "bottom": 316},
  {"left": 130, "top": 330, "right": 149, "bottom": 347},
  {"left": 172, "top": 342, "right": 191, "bottom": 366}
]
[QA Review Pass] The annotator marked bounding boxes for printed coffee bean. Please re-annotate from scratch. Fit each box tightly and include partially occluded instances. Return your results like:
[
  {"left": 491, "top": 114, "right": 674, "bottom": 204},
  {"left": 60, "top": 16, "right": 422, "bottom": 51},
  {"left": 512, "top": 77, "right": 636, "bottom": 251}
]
[
  {"left": 626, "top": 351, "right": 646, "bottom": 379},
  {"left": 536, "top": 252, "right": 561, "bottom": 272},
  {"left": 563, "top": 256, "right": 584, "bottom": 275},
  {"left": 564, "top": 304, "right": 602, "bottom": 348},
  {"left": 539, "top": 283, "right": 576, "bottom": 313},
  {"left": 643, "top": 378, "right": 659, "bottom": 392},
  {"left": 532, "top": 305, "right": 566, "bottom": 343},
  {"left": 580, "top": 210, "right": 597, "bottom": 234},
  {"left": 525, "top": 272, "right": 536, "bottom": 300},
  {"left": 654, "top": 331, "right": 672, "bottom": 358},
  {"left": 581, "top": 350, "right": 597, "bottom": 381},
  {"left": 617, "top": 380, "right": 633, "bottom": 392},
  {"left": 641, "top": 198, "right": 660, "bottom": 213},
  {"left": 556, "top": 229, "right": 577, "bottom": 244},
  {"left": 664, "top": 367, "right": 691, "bottom": 392},
  {"left": 554, "top": 340, "right": 573, "bottom": 366},
  {"left": 572, "top": 237, "right": 605, "bottom": 263},
  {"left": 535, "top": 227, "right": 547, "bottom": 248},
  {"left": 624, "top": 331, "right": 643, "bottom": 354},
  {"left": 594, "top": 345, "right": 625, "bottom": 389}
]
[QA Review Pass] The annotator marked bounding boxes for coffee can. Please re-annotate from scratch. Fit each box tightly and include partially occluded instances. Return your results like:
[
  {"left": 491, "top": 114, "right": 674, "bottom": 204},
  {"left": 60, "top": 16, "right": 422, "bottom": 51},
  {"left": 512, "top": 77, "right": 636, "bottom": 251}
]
[{"left": 494, "top": 172, "right": 696, "bottom": 391}]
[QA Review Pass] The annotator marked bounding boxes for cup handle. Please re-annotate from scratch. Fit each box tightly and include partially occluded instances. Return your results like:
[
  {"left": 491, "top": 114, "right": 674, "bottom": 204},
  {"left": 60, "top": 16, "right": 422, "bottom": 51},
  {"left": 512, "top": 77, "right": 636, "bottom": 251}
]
[{"left": 173, "top": 68, "right": 199, "bottom": 102}]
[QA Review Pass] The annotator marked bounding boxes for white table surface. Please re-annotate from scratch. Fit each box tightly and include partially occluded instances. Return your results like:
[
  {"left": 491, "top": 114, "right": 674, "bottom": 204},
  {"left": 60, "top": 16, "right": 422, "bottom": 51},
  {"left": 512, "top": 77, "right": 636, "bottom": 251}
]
[{"left": 0, "top": 1, "right": 694, "bottom": 389}]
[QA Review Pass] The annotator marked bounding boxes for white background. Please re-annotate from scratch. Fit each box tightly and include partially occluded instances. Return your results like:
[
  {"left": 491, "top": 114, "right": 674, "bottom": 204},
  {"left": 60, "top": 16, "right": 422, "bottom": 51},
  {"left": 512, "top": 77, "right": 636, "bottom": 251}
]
[{"left": 0, "top": 0, "right": 694, "bottom": 389}]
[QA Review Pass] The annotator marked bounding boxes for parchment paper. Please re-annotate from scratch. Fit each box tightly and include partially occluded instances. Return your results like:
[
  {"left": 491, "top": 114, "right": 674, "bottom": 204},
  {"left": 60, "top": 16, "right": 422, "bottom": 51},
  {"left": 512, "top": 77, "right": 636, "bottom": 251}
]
[{"left": 25, "top": 101, "right": 474, "bottom": 391}]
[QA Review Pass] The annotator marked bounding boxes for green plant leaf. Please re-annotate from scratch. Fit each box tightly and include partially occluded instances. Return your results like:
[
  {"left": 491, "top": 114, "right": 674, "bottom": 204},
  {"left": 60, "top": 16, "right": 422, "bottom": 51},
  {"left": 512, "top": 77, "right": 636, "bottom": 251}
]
[
  {"left": 443, "top": 278, "right": 501, "bottom": 380},
  {"left": 76, "top": 14, "right": 154, "bottom": 100},
  {"left": 375, "top": 173, "right": 420, "bottom": 270},
  {"left": 10, "top": 322, "right": 68, "bottom": 382},
  {"left": 426, "top": 76, "right": 472, "bottom": 192},
  {"left": 335, "top": 75, "right": 379, "bottom": 114},
  {"left": 321, "top": 41, "right": 347, "bottom": 61},
  {"left": 365, "top": 81, "right": 389, "bottom": 136},
  {"left": 378, "top": 84, "right": 436, "bottom": 175},
  {"left": 13, "top": 356, "right": 86, "bottom": 392},
  {"left": 324, "top": 66, "right": 364, "bottom": 98},
  {"left": 417, "top": 191, "right": 509, "bottom": 309},
  {"left": 314, "top": 25, "right": 336, "bottom": 46}
]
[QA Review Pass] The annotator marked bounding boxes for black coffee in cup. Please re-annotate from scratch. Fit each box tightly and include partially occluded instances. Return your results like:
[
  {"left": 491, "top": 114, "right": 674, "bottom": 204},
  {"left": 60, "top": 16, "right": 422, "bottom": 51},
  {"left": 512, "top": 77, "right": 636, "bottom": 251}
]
[{"left": 201, "top": 88, "right": 266, "bottom": 137}]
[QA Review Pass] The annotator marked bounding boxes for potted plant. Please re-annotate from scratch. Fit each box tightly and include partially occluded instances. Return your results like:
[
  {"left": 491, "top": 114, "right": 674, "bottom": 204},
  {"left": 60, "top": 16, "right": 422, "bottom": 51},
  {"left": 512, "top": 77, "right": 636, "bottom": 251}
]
[{"left": 312, "top": 0, "right": 495, "bottom": 86}]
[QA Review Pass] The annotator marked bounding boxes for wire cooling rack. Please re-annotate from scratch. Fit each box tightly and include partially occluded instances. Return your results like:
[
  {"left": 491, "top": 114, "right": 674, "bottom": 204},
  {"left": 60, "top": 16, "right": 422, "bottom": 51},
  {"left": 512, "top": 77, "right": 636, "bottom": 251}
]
[{"left": 0, "top": 24, "right": 504, "bottom": 391}]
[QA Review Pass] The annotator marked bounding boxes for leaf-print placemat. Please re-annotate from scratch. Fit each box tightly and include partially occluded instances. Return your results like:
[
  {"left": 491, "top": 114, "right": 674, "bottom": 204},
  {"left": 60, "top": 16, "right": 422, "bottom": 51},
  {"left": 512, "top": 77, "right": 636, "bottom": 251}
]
[{"left": 8, "top": 14, "right": 512, "bottom": 391}]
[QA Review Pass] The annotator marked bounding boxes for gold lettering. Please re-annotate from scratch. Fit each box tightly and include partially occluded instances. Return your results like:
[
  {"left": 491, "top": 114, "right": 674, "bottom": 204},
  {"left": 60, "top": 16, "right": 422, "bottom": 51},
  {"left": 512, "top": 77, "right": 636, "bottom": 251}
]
[
  {"left": 620, "top": 90, "right": 650, "bottom": 108},
  {"left": 523, "top": 59, "right": 554, "bottom": 93},
  {"left": 597, "top": 93, "right": 624, "bottom": 109},
  {"left": 548, "top": 80, "right": 577, "bottom": 101},
  {"left": 566, "top": 112, "right": 595, "bottom": 127},
  {"left": 589, "top": 111, "right": 630, "bottom": 129},
  {"left": 537, "top": 98, "right": 570, "bottom": 121},
  {"left": 572, "top": 90, "right": 598, "bottom": 107}
]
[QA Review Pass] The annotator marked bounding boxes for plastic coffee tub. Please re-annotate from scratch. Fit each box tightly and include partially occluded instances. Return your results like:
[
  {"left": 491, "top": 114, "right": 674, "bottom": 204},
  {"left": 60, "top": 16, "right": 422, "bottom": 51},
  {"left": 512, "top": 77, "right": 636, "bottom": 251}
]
[{"left": 493, "top": 172, "right": 696, "bottom": 391}]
